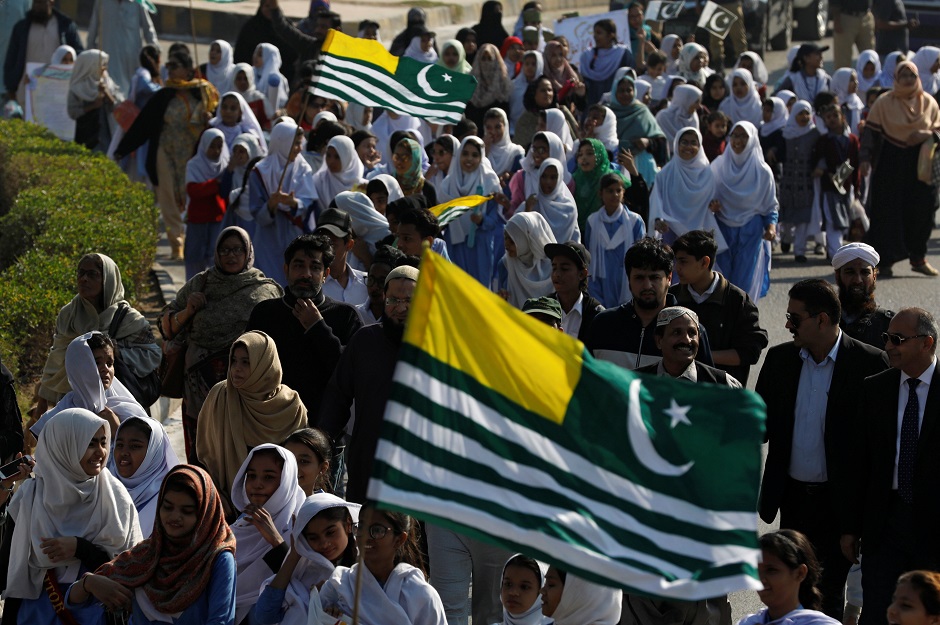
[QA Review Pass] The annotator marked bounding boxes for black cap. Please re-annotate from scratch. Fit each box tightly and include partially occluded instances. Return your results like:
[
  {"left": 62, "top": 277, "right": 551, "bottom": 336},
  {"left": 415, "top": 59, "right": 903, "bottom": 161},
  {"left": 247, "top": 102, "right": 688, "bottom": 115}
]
[
  {"left": 797, "top": 43, "right": 829, "bottom": 56},
  {"left": 314, "top": 207, "right": 352, "bottom": 238},
  {"left": 522, "top": 296, "right": 563, "bottom": 320},
  {"left": 544, "top": 241, "right": 590, "bottom": 270}
]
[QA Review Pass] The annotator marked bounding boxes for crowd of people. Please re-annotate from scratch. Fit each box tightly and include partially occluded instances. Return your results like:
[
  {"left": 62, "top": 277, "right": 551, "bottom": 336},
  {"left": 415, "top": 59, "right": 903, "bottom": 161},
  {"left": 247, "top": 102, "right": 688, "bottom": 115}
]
[{"left": 1, "top": 0, "right": 940, "bottom": 623}]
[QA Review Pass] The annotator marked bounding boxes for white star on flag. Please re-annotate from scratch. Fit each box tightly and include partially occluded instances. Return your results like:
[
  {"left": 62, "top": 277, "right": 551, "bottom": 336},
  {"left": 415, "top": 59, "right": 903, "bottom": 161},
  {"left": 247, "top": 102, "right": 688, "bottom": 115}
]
[
  {"left": 442, "top": 73, "right": 453, "bottom": 82},
  {"left": 664, "top": 399, "right": 692, "bottom": 428}
]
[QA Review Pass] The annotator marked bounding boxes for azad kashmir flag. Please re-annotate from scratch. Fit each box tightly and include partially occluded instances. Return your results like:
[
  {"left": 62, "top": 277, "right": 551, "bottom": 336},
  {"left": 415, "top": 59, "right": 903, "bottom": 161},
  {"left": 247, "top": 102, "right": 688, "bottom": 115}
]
[
  {"left": 429, "top": 195, "right": 492, "bottom": 228},
  {"left": 313, "top": 30, "right": 477, "bottom": 125},
  {"left": 368, "top": 251, "right": 767, "bottom": 599}
]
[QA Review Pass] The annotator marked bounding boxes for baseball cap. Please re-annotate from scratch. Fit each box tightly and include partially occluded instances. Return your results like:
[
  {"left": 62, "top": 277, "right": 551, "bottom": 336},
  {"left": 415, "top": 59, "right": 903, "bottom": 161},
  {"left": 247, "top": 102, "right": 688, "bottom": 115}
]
[
  {"left": 544, "top": 241, "right": 590, "bottom": 270},
  {"left": 522, "top": 296, "right": 563, "bottom": 320},
  {"left": 314, "top": 207, "right": 353, "bottom": 238}
]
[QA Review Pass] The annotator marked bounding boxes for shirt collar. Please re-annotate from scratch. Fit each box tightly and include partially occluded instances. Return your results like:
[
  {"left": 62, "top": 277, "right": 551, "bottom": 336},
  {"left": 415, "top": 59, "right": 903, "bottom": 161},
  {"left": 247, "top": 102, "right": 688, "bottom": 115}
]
[
  {"left": 656, "top": 359, "right": 697, "bottom": 382},
  {"left": 687, "top": 272, "right": 720, "bottom": 301},
  {"left": 900, "top": 356, "right": 938, "bottom": 387},
  {"left": 799, "top": 329, "right": 843, "bottom": 364}
]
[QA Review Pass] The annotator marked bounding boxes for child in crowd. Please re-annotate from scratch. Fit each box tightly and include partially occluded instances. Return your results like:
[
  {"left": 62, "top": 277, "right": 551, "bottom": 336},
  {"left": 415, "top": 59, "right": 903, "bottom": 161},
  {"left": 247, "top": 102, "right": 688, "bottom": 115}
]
[
  {"left": 252, "top": 43, "right": 289, "bottom": 123},
  {"left": 232, "top": 63, "right": 267, "bottom": 129},
  {"left": 365, "top": 174, "right": 404, "bottom": 216},
  {"left": 484, "top": 108, "right": 525, "bottom": 188},
  {"left": 509, "top": 131, "right": 571, "bottom": 214},
  {"left": 585, "top": 172, "right": 646, "bottom": 308},
  {"left": 759, "top": 97, "right": 787, "bottom": 178},
  {"left": 185, "top": 128, "right": 230, "bottom": 280},
  {"left": 582, "top": 104, "right": 620, "bottom": 156},
  {"left": 427, "top": 134, "right": 460, "bottom": 189},
  {"left": 496, "top": 554, "right": 548, "bottom": 625},
  {"left": 312, "top": 136, "right": 366, "bottom": 216},
  {"left": 812, "top": 104, "right": 859, "bottom": 259},
  {"left": 702, "top": 110, "right": 730, "bottom": 162},
  {"left": 222, "top": 132, "right": 265, "bottom": 237},
  {"left": 540, "top": 566, "right": 621, "bottom": 625},
  {"left": 209, "top": 91, "right": 266, "bottom": 153},
  {"left": 778, "top": 101, "right": 820, "bottom": 261},
  {"left": 526, "top": 158, "right": 580, "bottom": 244},
  {"left": 572, "top": 138, "right": 631, "bottom": 231},
  {"left": 498, "top": 212, "right": 556, "bottom": 307}
]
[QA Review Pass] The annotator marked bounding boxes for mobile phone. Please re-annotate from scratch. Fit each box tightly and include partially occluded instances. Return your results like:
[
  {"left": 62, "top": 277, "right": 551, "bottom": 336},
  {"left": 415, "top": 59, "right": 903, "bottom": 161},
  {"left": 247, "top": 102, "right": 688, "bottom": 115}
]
[{"left": 0, "top": 455, "right": 32, "bottom": 479}]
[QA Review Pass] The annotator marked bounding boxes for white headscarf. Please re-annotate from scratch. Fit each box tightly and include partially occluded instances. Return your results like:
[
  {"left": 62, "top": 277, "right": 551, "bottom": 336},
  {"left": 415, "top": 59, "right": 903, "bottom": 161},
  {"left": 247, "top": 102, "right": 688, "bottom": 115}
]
[
  {"left": 254, "top": 121, "right": 318, "bottom": 204},
  {"left": 253, "top": 43, "right": 289, "bottom": 110},
  {"left": 485, "top": 108, "right": 525, "bottom": 175},
  {"left": 511, "top": 50, "right": 544, "bottom": 129},
  {"left": 233, "top": 62, "right": 263, "bottom": 100},
  {"left": 521, "top": 131, "right": 571, "bottom": 199},
  {"left": 648, "top": 127, "right": 726, "bottom": 252},
  {"left": 759, "top": 97, "right": 788, "bottom": 137},
  {"left": 231, "top": 444, "right": 306, "bottom": 620},
  {"left": 313, "top": 111, "right": 338, "bottom": 128},
  {"left": 880, "top": 51, "right": 903, "bottom": 89},
  {"left": 51, "top": 45, "right": 76, "bottom": 65},
  {"left": 782, "top": 100, "right": 816, "bottom": 139},
  {"left": 855, "top": 49, "right": 882, "bottom": 94},
  {"left": 775, "top": 89, "right": 796, "bottom": 106},
  {"left": 69, "top": 49, "right": 120, "bottom": 103},
  {"left": 677, "top": 43, "right": 712, "bottom": 86},
  {"left": 590, "top": 106, "right": 620, "bottom": 153},
  {"left": 404, "top": 34, "right": 439, "bottom": 63},
  {"left": 31, "top": 332, "right": 149, "bottom": 437},
  {"left": 7, "top": 408, "right": 142, "bottom": 599},
  {"left": 832, "top": 68, "right": 865, "bottom": 134},
  {"left": 735, "top": 51, "right": 769, "bottom": 85},
  {"left": 500, "top": 555, "right": 549, "bottom": 625},
  {"left": 210, "top": 91, "right": 267, "bottom": 153},
  {"left": 335, "top": 191, "right": 390, "bottom": 245},
  {"left": 371, "top": 111, "right": 421, "bottom": 167},
  {"left": 544, "top": 108, "right": 574, "bottom": 159},
  {"left": 320, "top": 562, "right": 435, "bottom": 624},
  {"left": 186, "top": 128, "right": 230, "bottom": 186},
  {"left": 534, "top": 158, "right": 579, "bottom": 244},
  {"left": 107, "top": 417, "right": 179, "bottom": 537},
  {"left": 439, "top": 136, "right": 501, "bottom": 245},
  {"left": 660, "top": 35, "right": 681, "bottom": 74},
  {"left": 313, "top": 135, "right": 366, "bottom": 206},
  {"left": 913, "top": 46, "right": 940, "bottom": 94},
  {"left": 370, "top": 173, "right": 405, "bottom": 204},
  {"left": 206, "top": 39, "right": 235, "bottom": 95},
  {"left": 719, "top": 68, "right": 763, "bottom": 126},
  {"left": 711, "top": 121, "right": 778, "bottom": 228},
  {"left": 656, "top": 84, "right": 702, "bottom": 147},
  {"left": 503, "top": 211, "right": 556, "bottom": 307},
  {"left": 229, "top": 133, "right": 265, "bottom": 221},
  {"left": 549, "top": 573, "right": 622, "bottom": 625}
]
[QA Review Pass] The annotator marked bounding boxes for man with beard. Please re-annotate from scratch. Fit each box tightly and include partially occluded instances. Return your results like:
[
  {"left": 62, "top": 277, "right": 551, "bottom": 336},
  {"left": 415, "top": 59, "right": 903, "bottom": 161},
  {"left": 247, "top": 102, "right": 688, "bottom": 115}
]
[
  {"left": 586, "top": 237, "right": 713, "bottom": 370},
  {"left": 755, "top": 279, "right": 888, "bottom": 621},
  {"left": 318, "top": 265, "right": 418, "bottom": 503},
  {"left": 355, "top": 244, "right": 405, "bottom": 325},
  {"left": 247, "top": 233, "right": 362, "bottom": 418},
  {"left": 4, "top": 0, "right": 83, "bottom": 105},
  {"left": 832, "top": 242, "right": 895, "bottom": 348}
]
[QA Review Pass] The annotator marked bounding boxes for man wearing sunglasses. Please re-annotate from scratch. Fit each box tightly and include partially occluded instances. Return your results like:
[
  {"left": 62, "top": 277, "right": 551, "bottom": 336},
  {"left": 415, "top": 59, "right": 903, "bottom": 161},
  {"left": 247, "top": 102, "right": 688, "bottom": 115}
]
[
  {"left": 832, "top": 242, "right": 895, "bottom": 349},
  {"left": 841, "top": 307, "right": 940, "bottom": 625},
  {"left": 755, "top": 278, "right": 888, "bottom": 620}
]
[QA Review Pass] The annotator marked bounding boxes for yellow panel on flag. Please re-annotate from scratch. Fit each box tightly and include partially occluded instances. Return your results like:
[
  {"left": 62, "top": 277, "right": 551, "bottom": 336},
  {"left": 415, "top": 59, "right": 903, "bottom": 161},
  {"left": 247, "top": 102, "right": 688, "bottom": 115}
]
[{"left": 404, "top": 250, "right": 582, "bottom": 424}]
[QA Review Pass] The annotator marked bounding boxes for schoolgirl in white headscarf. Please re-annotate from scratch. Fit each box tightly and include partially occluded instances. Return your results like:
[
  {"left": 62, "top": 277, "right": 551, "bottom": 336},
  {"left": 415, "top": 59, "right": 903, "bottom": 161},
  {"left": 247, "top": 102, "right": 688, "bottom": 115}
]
[
  {"left": 225, "top": 132, "right": 265, "bottom": 236},
  {"left": 527, "top": 158, "right": 579, "bottom": 244},
  {"left": 233, "top": 62, "right": 265, "bottom": 105},
  {"left": 855, "top": 49, "right": 882, "bottom": 94},
  {"left": 6, "top": 408, "right": 142, "bottom": 620},
  {"left": 510, "top": 50, "right": 543, "bottom": 133},
  {"left": 335, "top": 191, "right": 391, "bottom": 270},
  {"left": 655, "top": 84, "right": 702, "bottom": 151},
  {"left": 313, "top": 135, "right": 366, "bottom": 208},
  {"left": 428, "top": 134, "right": 460, "bottom": 189},
  {"left": 676, "top": 43, "right": 713, "bottom": 87},
  {"left": 184, "top": 128, "right": 231, "bottom": 278},
  {"left": 760, "top": 97, "right": 788, "bottom": 138},
  {"left": 711, "top": 121, "right": 778, "bottom": 301},
  {"left": 831, "top": 68, "right": 865, "bottom": 135},
  {"left": 231, "top": 444, "right": 306, "bottom": 624},
  {"left": 253, "top": 43, "right": 290, "bottom": 120},
  {"left": 497, "top": 554, "right": 549, "bottom": 625},
  {"left": 659, "top": 34, "right": 682, "bottom": 74},
  {"left": 108, "top": 416, "right": 179, "bottom": 538},
  {"left": 543, "top": 567, "right": 621, "bottom": 625},
  {"left": 484, "top": 108, "right": 525, "bottom": 179},
  {"left": 543, "top": 108, "right": 575, "bottom": 160},
  {"left": 404, "top": 31, "right": 439, "bottom": 63},
  {"left": 51, "top": 45, "right": 76, "bottom": 65},
  {"left": 880, "top": 51, "right": 903, "bottom": 89},
  {"left": 734, "top": 51, "right": 769, "bottom": 87},
  {"left": 206, "top": 39, "right": 235, "bottom": 95},
  {"left": 515, "top": 131, "right": 571, "bottom": 210},
  {"left": 587, "top": 106, "right": 620, "bottom": 154},
  {"left": 719, "top": 68, "right": 763, "bottom": 127},
  {"left": 500, "top": 211, "right": 557, "bottom": 308},
  {"left": 210, "top": 91, "right": 267, "bottom": 154}
]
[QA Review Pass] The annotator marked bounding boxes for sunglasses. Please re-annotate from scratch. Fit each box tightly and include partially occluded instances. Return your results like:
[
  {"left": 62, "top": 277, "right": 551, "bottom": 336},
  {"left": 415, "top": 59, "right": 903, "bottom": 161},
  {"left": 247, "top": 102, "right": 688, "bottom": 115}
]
[{"left": 882, "top": 332, "right": 929, "bottom": 346}]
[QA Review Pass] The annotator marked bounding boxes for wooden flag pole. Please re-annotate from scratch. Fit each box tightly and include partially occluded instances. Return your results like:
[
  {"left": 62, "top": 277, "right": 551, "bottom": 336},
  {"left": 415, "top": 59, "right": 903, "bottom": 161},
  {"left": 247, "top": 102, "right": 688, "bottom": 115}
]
[
  {"left": 351, "top": 544, "right": 365, "bottom": 625},
  {"left": 187, "top": 0, "right": 209, "bottom": 112},
  {"left": 295, "top": 86, "right": 313, "bottom": 126}
]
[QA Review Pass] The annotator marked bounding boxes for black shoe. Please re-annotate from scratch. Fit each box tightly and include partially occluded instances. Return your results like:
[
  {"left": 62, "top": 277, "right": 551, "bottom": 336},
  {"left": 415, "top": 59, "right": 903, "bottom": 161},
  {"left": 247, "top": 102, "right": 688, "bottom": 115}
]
[
  {"left": 781, "top": 242, "right": 791, "bottom": 253},
  {"left": 795, "top": 255, "right": 808, "bottom": 263}
]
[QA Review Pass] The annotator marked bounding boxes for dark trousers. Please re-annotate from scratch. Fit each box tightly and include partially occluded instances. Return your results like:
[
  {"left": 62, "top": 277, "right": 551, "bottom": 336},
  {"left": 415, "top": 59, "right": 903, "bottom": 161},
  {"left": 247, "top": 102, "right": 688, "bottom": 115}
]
[{"left": 780, "top": 478, "right": 851, "bottom": 621}]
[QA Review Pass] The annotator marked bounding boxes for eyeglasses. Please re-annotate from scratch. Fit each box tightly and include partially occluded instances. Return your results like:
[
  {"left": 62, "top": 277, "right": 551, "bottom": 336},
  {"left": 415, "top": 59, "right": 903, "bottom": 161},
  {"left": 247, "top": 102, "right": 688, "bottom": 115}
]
[
  {"left": 366, "top": 274, "right": 388, "bottom": 286},
  {"left": 77, "top": 268, "right": 102, "bottom": 280},
  {"left": 386, "top": 296, "right": 412, "bottom": 308},
  {"left": 785, "top": 311, "right": 819, "bottom": 326},
  {"left": 358, "top": 523, "right": 394, "bottom": 539},
  {"left": 218, "top": 246, "right": 247, "bottom": 257},
  {"left": 882, "top": 332, "right": 929, "bottom": 346},
  {"left": 392, "top": 152, "right": 411, "bottom": 161}
]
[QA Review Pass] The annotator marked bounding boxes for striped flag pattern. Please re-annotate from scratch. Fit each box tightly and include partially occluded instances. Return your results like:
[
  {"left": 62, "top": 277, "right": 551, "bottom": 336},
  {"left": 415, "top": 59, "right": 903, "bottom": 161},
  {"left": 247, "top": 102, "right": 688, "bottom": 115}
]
[
  {"left": 429, "top": 194, "right": 492, "bottom": 228},
  {"left": 312, "top": 30, "right": 477, "bottom": 125},
  {"left": 368, "top": 251, "right": 767, "bottom": 599}
]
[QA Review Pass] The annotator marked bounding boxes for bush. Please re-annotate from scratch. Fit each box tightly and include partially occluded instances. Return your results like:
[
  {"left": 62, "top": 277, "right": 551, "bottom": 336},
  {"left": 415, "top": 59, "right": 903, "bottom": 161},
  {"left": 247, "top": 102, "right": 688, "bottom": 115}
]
[{"left": 0, "top": 120, "right": 159, "bottom": 382}]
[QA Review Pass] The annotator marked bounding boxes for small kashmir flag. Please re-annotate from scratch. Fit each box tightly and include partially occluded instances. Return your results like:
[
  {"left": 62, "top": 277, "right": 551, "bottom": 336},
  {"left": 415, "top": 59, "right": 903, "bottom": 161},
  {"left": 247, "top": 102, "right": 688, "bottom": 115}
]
[
  {"left": 430, "top": 195, "right": 492, "bottom": 228},
  {"left": 313, "top": 30, "right": 478, "bottom": 125},
  {"left": 697, "top": 0, "right": 739, "bottom": 38},
  {"left": 646, "top": 0, "right": 684, "bottom": 21},
  {"left": 368, "top": 251, "right": 767, "bottom": 599}
]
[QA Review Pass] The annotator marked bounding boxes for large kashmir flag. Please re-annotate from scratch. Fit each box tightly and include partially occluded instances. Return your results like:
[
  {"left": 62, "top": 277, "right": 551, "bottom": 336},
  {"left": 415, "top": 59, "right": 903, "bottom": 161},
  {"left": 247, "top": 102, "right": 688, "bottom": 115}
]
[
  {"left": 368, "top": 251, "right": 767, "bottom": 599},
  {"left": 312, "top": 30, "right": 477, "bottom": 125}
]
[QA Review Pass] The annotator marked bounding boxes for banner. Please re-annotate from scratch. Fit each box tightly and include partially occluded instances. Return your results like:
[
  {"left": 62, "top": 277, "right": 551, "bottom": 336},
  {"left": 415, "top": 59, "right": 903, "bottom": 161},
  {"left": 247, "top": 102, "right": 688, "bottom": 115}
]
[
  {"left": 25, "top": 63, "right": 75, "bottom": 142},
  {"left": 552, "top": 10, "right": 631, "bottom": 65}
]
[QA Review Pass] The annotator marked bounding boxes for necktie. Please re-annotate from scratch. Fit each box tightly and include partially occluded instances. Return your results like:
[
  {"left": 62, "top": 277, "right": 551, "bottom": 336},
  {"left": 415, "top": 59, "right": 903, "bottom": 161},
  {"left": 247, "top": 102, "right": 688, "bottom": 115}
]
[{"left": 898, "top": 378, "right": 921, "bottom": 504}]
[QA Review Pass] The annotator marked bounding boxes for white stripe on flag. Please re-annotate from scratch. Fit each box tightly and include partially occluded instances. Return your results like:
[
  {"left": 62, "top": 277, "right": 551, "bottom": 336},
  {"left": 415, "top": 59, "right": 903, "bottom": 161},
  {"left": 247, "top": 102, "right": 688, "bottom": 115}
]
[
  {"left": 319, "top": 56, "right": 453, "bottom": 107},
  {"left": 313, "top": 74, "right": 459, "bottom": 123}
]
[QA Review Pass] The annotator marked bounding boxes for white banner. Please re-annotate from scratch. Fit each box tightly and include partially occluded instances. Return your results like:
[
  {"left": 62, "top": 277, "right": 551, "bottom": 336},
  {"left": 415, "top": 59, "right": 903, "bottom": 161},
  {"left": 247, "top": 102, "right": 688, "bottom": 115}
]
[
  {"left": 552, "top": 10, "right": 631, "bottom": 66},
  {"left": 25, "top": 62, "right": 75, "bottom": 141}
]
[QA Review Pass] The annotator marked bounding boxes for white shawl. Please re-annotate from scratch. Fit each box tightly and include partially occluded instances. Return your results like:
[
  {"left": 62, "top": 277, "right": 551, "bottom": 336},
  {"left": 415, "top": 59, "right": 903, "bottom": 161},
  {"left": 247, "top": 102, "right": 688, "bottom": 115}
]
[
  {"left": 521, "top": 131, "right": 571, "bottom": 199},
  {"left": 534, "top": 158, "right": 580, "bottom": 244},
  {"left": 254, "top": 121, "right": 318, "bottom": 206},
  {"left": 711, "top": 121, "right": 778, "bottom": 228},
  {"left": 206, "top": 40, "right": 235, "bottom": 95},
  {"left": 335, "top": 191, "right": 391, "bottom": 245},
  {"left": 503, "top": 212, "right": 557, "bottom": 308},
  {"left": 313, "top": 135, "right": 366, "bottom": 207},
  {"left": 210, "top": 91, "right": 267, "bottom": 154},
  {"left": 656, "top": 84, "right": 702, "bottom": 147},
  {"left": 319, "top": 562, "right": 447, "bottom": 625},
  {"left": 439, "top": 137, "right": 501, "bottom": 245},
  {"left": 550, "top": 573, "right": 622, "bottom": 625},
  {"left": 759, "top": 97, "right": 788, "bottom": 137},
  {"left": 719, "top": 68, "right": 763, "bottom": 127},
  {"left": 485, "top": 108, "right": 525, "bottom": 175}
]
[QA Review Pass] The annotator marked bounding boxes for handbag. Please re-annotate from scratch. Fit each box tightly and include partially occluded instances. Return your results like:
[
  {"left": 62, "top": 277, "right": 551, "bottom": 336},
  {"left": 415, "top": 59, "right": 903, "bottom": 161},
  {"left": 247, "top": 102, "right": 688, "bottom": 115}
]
[
  {"left": 916, "top": 132, "right": 940, "bottom": 186},
  {"left": 112, "top": 99, "right": 140, "bottom": 132},
  {"left": 108, "top": 303, "right": 161, "bottom": 407}
]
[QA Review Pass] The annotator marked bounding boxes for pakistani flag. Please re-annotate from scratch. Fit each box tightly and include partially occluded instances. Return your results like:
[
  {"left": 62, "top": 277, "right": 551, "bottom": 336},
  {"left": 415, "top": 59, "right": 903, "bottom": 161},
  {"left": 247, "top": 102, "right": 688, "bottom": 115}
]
[
  {"left": 368, "top": 251, "right": 767, "bottom": 599},
  {"left": 313, "top": 30, "right": 477, "bottom": 125},
  {"left": 430, "top": 195, "right": 492, "bottom": 228}
]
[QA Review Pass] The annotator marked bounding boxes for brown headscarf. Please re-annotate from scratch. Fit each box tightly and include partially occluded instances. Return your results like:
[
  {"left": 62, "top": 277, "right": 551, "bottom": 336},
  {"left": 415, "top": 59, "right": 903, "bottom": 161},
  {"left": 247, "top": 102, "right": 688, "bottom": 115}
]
[
  {"left": 95, "top": 465, "right": 235, "bottom": 614},
  {"left": 195, "top": 331, "right": 307, "bottom": 504},
  {"left": 470, "top": 43, "right": 513, "bottom": 109},
  {"left": 866, "top": 60, "right": 940, "bottom": 147}
]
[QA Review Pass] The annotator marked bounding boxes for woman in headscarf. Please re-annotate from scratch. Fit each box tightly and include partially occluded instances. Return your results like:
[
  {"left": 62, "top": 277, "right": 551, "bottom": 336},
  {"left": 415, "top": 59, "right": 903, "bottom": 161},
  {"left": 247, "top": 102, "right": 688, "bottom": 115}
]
[
  {"left": 456, "top": 28, "right": 478, "bottom": 65},
  {"left": 427, "top": 134, "right": 461, "bottom": 189},
  {"left": 541, "top": 566, "right": 621, "bottom": 625},
  {"left": 222, "top": 132, "right": 265, "bottom": 237},
  {"left": 719, "top": 68, "right": 763, "bottom": 127},
  {"left": 711, "top": 121, "right": 778, "bottom": 301},
  {"left": 860, "top": 60, "right": 940, "bottom": 276},
  {"left": 579, "top": 18, "right": 633, "bottom": 106},
  {"left": 516, "top": 76, "right": 580, "bottom": 151},
  {"left": 648, "top": 127, "right": 726, "bottom": 252},
  {"left": 609, "top": 74, "right": 667, "bottom": 165},
  {"left": 473, "top": 0, "right": 510, "bottom": 49},
  {"left": 68, "top": 465, "right": 237, "bottom": 624},
  {"left": 734, "top": 51, "right": 769, "bottom": 91},
  {"left": 656, "top": 84, "right": 702, "bottom": 152},
  {"left": 525, "top": 158, "right": 580, "bottom": 244},
  {"left": 856, "top": 49, "right": 882, "bottom": 94},
  {"left": 391, "top": 137, "right": 438, "bottom": 207},
  {"left": 498, "top": 211, "right": 557, "bottom": 307},
  {"left": 229, "top": 444, "right": 305, "bottom": 622},
  {"left": 911, "top": 46, "right": 940, "bottom": 96},
  {"left": 209, "top": 91, "right": 266, "bottom": 153},
  {"left": 185, "top": 128, "right": 231, "bottom": 280},
  {"left": 32, "top": 332, "right": 149, "bottom": 439},
  {"left": 68, "top": 49, "right": 124, "bottom": 151},
  {"left": 160, "top": 227, "right": 283, "bottom": 464},
  {"left": 203, "top": 40, "right": 234, "bottom": 96},
  {"left": 196, "top": 332, "right": 307, "bottom": 515},
  {"left": 6, "top": 408, "right": 142, "bottom": 625},
  {"left": 35, "top": 253, "right": 160, "bottom": 417},
  {"left": 232, "top": 61, "right": 267, "bottom": 126},
  {"left": 508, "top": 131, "right": 572, "bottom": 213},
  {"left": 879, "top": 51, "right": 904, "bottom": 89},
  {"left": 439, "top": 136, "right": 504, "bottom": 285},
  {"left": 370, "top": 110, "right": 423, "bottom": 169},
  {"left": 437, "top": 39, "right": 472, "bottom": 74},
  {"left": 541, "top": 108, "right": 577, "bottom": 159},
  {"left": 252, "top": 43, "right": 289, "bottom": 122},
  {"left": 313, "top": 135, "right": 366, "bottom": 212},
  {"left": 116, "top": 48, "right": 219, "bottom": 259},
  {"left": 572, "top": 137, "right": 631, "bottom": 232},
  {"left": 659, "top": 34, "right": 682, "bottom": 75},
  {"left": 510, "top": 50, "right": 544, "bottom": 134},
  {"left": 466, "top": 43, "right": 513, "bottom": 131},
  {"left": 250, "top": 121, "right": 317, "bottom": 279},
  {"left": 404, "top": 28, "right": 439, "bottom": 64},
  {"left": 501, "top": 36, "right": 524, "bottom": 79},
  {"left": 832, "top": 68, "right": 865, "bottom": 135},
  {"left": 108, "top": 416, "right": 179, "bottom": 538},
  {"left": 543, "top": 40, "right": 578, "bottom": 95},
  {"left": 484, "top": 108, "right": 525, "bottom": 186},
  {"left": 676, "top": 42, "right": 713, "bottom": 89}
]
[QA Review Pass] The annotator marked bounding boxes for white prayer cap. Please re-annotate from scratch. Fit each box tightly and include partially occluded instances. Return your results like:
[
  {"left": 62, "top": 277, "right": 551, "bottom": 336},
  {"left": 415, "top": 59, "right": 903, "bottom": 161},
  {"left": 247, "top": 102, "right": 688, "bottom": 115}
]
[
  {"left": 385, "top": 265, "right": 419, "bottom": 286},
  {"left": 831, "top": 242, "right": 880, "bottom": 270},
  {"left": 657, "top": 306, "right": 700, "bottom": 328}
]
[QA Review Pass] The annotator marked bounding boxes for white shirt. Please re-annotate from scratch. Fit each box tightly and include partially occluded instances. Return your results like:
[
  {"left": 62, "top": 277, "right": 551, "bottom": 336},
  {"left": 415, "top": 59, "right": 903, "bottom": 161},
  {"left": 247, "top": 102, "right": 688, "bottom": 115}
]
[
  {"left": 789, "top": 332, "right": 842, "bottom": 482},
  {"left": 323, "top": 263, "right": 368, "bottom": 304},
  {"left": 893, "top": 357, "right": 937, "bottom": 489},
  {"left": 355, "top": 299, "right": 380, "bottom": 326},
  {"left": 560, "top": 293, "right": 583, "bottom": 338},
  {"left": 687, "top": 272, "right": 720, "bottom": 304}
]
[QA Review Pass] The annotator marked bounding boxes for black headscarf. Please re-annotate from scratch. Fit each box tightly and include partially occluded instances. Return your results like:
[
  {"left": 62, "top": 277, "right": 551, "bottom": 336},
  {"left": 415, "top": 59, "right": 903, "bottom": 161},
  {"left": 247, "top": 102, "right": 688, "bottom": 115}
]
[{"left": 473, "top": 1, "right": 510, "bottom": 49}]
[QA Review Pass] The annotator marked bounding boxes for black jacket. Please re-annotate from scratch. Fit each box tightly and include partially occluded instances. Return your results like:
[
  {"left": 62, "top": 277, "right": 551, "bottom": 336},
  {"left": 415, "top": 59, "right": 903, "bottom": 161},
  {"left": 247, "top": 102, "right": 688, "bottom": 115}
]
[
  {"left": 4, "top": 10, "right": 84, "bottom": 94},
  {"left": 550, "top": 292, "right": 604, "bottom": 344},
  {"left": 839, "top": 307, "right": 894, "bottom": 350}
]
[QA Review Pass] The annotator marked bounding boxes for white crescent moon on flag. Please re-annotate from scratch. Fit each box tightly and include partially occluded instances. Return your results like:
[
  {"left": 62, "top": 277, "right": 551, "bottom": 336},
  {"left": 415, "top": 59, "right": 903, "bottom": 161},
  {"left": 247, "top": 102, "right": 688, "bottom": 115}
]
[
  {"left": 708, "top": 7, "right": 736, "bottom": 31},
  {"left": 417, "top": 65, "right": 447, "bottom": 97},
  {"left": 626, "top": 379, "right": 694, "bottom": 476}
]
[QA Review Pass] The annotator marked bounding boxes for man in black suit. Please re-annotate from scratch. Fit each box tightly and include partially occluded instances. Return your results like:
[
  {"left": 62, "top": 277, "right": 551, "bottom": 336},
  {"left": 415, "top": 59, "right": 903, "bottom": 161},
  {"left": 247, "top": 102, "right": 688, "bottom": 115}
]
[
  {"left": 755, "top": 279, "right": 888, "bottom": 620},
  {"left": 841, "top": 307, "right": 940, "bottom": 625}
]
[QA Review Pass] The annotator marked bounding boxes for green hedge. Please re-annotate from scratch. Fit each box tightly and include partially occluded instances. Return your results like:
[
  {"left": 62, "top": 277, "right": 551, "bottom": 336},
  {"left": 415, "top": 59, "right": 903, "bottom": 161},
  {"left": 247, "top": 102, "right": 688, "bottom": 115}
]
[{"left": 0, "top": 120, "right": 160, "bottom": 382}]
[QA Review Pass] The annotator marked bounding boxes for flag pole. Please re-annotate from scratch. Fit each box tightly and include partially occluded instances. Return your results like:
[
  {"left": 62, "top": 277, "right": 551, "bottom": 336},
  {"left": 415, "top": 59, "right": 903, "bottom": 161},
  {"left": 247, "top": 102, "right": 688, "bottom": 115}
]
[
  {"left": 351, "top": 543, "right": 365, "bottom": 625},
  {"left": 187, "top": 0, "right": 210, "bottom": 112}
]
